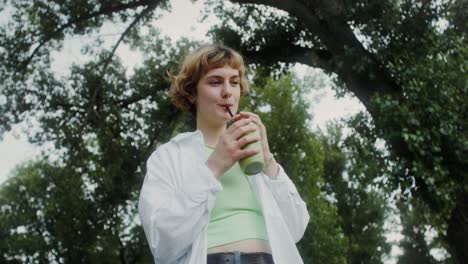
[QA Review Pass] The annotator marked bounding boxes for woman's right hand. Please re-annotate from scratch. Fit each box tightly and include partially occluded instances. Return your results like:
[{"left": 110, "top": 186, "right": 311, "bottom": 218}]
[{"left": 206, "top": 117, "right": 261, "bottom": 178}]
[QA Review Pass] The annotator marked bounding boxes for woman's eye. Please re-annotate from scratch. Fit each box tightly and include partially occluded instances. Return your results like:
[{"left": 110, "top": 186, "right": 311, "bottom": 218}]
[{"left": 209, "top": 81, "right": 221, "bottom": 85}]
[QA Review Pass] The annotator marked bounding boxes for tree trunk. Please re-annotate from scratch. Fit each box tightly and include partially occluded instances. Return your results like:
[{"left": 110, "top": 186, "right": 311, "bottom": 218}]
[{"left": 446, "top": 193, "right": 468, "bottom": 264}]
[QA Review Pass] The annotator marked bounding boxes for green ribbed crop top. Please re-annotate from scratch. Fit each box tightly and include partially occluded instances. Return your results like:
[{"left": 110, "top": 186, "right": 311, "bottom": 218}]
[{"left": 204, "top": 146, "right": 269, "bottom": 248}]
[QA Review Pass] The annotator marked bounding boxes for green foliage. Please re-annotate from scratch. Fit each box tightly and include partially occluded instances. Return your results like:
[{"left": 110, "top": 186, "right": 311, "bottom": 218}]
[
  {"left": 242, "top": 71, "right": 392, "bottom": 263},
  {"left": 2, "top": 0, "right": 465, "bottom": 262},
  {"left": 397, "top": 200, "right": 453, "bottom": 264},
  {"left": 206, "top": 0, "right": 467, "bottom": 262},
  {"left": 360, "top": 28, "right": 467, "bottom": 246},
  {"left": 0, "top": 57, "right": 382, "bottom": 262},
  {"left": 0, "top": 160, "right": 152, "bottom": 263},
  {"left": 0, "top": 29, "right": 196, "bottom": 262},
  {"left": 321, "top": 123, "right": 391, "bottom": 264},
  {"left": 241, "top": 70, "right": 349, "bottom": 263},
  {"left": 0, "top": 0, "right": 170, "bottom": 136}
]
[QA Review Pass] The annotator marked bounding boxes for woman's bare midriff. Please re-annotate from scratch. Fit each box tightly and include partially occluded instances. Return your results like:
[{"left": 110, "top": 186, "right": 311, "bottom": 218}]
[{"left": 207, "top": 239, "right": 272, "bottom": 254}]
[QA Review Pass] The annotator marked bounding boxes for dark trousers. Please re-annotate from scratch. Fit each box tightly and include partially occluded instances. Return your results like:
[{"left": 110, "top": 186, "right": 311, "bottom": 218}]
[{"left": 207, "top": 251, "right": 274, "bottom": 264}]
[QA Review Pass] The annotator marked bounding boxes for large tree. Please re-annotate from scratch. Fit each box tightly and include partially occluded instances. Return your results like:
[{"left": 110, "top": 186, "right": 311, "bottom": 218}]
[
  {"left": 205, "top": 0, "right": 467, "bottom": 262},
  {"left": 0, "top": 16, "right": 354, "bottom": 260},
  {"left": 1, "top": 0, "right": 465, "bottom": 262}
]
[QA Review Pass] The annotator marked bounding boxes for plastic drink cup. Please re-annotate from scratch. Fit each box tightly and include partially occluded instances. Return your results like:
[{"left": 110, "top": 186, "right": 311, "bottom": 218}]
[
  {"left": 239, "top": 127, "right": 265, "bottom": 175},
  {"left": 225, "top": 106, "right": 264, "bottom": 175}
]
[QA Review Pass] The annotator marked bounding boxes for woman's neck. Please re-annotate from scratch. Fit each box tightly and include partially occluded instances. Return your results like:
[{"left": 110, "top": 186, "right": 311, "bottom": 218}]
[{"left": 196, "top": 120, "right": 226, "bottom": 148}]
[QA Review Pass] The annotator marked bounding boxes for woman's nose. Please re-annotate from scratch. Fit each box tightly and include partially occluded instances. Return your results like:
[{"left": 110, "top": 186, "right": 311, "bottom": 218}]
[{"left": 221, "top": 81, "right": 232, "bottom": 97}]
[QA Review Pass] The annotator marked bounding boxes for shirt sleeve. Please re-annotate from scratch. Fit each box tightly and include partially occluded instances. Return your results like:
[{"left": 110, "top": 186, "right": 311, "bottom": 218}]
[
  {"left": 138, "top": 143, "right": 222, "bottom": 262},
  {"left": 262, "top": 165, "right": 310, "bottom": 243}
]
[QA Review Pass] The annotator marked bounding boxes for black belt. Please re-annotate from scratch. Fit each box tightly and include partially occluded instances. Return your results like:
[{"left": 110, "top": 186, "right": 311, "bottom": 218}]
[{"left": 207, "top": 251, "right": 274, "bottom": 264}]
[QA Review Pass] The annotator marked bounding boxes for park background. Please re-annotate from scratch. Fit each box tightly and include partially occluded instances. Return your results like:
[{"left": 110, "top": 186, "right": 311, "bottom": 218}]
[{"left": 0, "top": 0, "right": 466, "bottom": 263}]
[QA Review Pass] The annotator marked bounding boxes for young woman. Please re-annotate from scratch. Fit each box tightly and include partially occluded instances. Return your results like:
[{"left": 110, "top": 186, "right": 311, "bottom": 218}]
[{"left": 138, "top": 44, "right": 309, "bottom": 264}]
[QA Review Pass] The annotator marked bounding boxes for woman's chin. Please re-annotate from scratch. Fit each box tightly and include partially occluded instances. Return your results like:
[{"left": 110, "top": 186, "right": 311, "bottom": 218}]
[
  {"left": 217, "top": 109, "right": 232, "bottom": 120},
  {"left": 218, "top": 116, "right": 231, "bottom": 124},
  {"left": 203, "top": 115, "right": 230, "bottom": 127}
]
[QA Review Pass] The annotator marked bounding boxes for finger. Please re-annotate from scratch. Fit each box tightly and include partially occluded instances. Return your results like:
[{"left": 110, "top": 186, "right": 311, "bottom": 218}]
[
  {"left": 231, "top": 112, "right": 265, "bottom": 136},
  {"left": 237, "top": 112, "right": 263, "bottom": 125},
  {"left": 247, "top": 116, "right": 263, "bottom": 127},
  {"left": 243, "top": 116, "right": 266, "bottom": 139},
  {"left": 226, "top": 117, "right": 252, "bottom": 134},
  {"left": 236, "top": 130, "right": 261, "bottom": 148},
  {"left": 231, "top": 112, "right": 250, "bottom": 122},
  {"left": 231, "top": 112, "right": 252, "bottom": 122},
  {"left": 239, "top": 148, "right": 260, "bottom": 160},
  {"left": 238, "top": 111, "right": 259, "bottom": 119},
  {"left": 230, "top": 121, "right": 258, "bottom": 141}
]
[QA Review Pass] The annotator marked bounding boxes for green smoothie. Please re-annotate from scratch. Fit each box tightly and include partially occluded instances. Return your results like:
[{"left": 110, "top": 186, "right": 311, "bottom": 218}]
[
  {"left": 225, "top": 106, "right": 265, "bottom": 175},
  {"left": 239, "top": 129, "right": 265, "bottom": 175}
]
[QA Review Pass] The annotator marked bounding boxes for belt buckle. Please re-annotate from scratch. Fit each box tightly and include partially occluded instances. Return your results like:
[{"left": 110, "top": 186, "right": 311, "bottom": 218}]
[
  {"left": 208, "top": 251, "right": 272, "bottom": 264},
  {"left": 209, "top": 251, "right": 237, "bottom": 264}
]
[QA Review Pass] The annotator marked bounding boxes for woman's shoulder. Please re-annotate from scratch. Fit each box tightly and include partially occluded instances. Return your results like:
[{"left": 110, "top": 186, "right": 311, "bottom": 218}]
[
  {"left": 169, "top": 130, "right": 203, "bottom": 145},
  {"left": 148, "top": 130, "right": 203, "bottom": 159}
]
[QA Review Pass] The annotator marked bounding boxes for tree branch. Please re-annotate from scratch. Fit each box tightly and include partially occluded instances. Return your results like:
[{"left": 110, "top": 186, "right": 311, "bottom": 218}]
[
  {"left": 230, "top": 0, "right": 401, "bottom": 106},
  {"left": 21, "top": 0, "right": 158, "bottom": 71},
  {"left": 230, "top": 0, "right": 321, "bottom": 32},
  {"left": 90, "top": 4, "right": 157, "bottom": 119},
  {"left": 100, "top": 4, "right": 157, "bottom": 73},
  {"left": 115, "top": 94, "right": 150, "bottom": 108},
  {"left": 49, "top": 101, "right": 86, "bottom": 117},
  {"left": 242, "top": 45, "right": 334, "bottom": 72},
  {"left": 117, "top": 233, "right": 128, "bottom": 264}
]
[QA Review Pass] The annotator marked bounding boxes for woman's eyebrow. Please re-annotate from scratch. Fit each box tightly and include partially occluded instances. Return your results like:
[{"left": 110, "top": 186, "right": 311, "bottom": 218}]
[{"left": 205, "top": 74, "right": 240, "bottom": 79}]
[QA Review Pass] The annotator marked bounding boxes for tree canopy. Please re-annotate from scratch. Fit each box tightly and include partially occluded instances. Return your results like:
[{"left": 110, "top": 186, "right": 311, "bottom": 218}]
[
  {"left": 0, "top": 37, "right": 390, "bottom": 260},
  {"left": 206, "top": 0, "right": 467, "bottom": 262},
  {"left": 1, "top": 0, "right": 466, "bottom": 263}
]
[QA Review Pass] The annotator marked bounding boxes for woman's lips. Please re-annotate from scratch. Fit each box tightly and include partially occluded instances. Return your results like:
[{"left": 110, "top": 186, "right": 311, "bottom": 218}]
[
  {"left": 218, "top": 104, "right": 234, "bottom": 115},
  {"left": 219, "top": 104, "right": 233, "bottom": 108}
]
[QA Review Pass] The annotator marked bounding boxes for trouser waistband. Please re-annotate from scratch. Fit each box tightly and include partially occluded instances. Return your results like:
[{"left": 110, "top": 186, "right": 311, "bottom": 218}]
[{"left": 207, "top": 251, "right": 274, "bottom": 264}]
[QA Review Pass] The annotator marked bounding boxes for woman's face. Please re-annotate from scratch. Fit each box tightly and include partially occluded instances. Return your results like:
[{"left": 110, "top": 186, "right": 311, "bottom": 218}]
[{"left": 194, "top": 65, "right": 241, "bottom": 126}]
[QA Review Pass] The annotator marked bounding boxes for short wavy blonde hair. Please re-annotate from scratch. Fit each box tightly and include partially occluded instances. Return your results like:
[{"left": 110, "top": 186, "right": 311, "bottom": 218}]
[{"left": 169, "top": 44, "right": 249, "bottom": 114}]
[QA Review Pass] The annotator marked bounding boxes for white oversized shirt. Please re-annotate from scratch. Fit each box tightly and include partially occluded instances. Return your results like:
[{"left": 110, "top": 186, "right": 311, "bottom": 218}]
[{"left": 138, "top": 130, "right": 310, "bottom": 264}]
